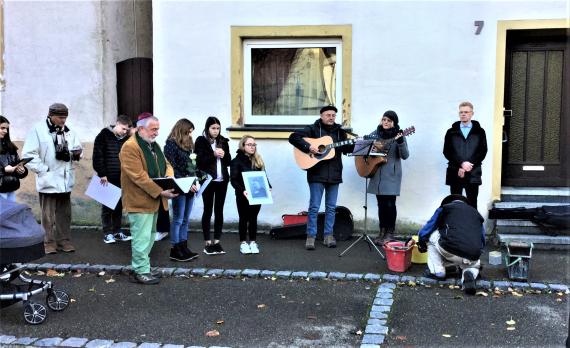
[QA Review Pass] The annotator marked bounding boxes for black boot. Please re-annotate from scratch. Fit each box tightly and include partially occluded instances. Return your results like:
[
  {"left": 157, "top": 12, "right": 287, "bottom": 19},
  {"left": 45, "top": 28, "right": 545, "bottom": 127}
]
[
  {"left": 170, "top": 243, "right": 192, "bottom": 262},
  {"left": 374, "top": 228, "right": 387, "bottom": 246},
  {"left": 382, "top": 228, "right": 395, "bottom": 243},
  {"left": 179, "top": 241, "right": 198, "bottom": 261}
]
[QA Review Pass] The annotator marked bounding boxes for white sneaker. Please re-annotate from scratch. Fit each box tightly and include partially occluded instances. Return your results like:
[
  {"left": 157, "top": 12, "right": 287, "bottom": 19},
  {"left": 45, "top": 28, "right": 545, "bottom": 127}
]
[
  {"left": 114, "top": 232, "right": 132, "bottom": 242},
  {"left": 103, "top": 234, "right": 116, "bottom": 244},
  {"left": 240, "top": 242, "right": 251, "bottom": 254},
  {"left": 249, "top": 241, "right": 260, "bottom": 254},
  {"left": 155, "top": 232, "right": 169, "bottom": 241}
]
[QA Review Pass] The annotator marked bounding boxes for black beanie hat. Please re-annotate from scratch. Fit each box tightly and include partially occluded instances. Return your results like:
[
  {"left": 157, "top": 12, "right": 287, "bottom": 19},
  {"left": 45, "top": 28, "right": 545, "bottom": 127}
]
[
  {"left": 440, "top": 194, "right": 469, "bottom": 207},
  {"left": 320, "top": 105, "right": 338, "bottom": 114},
  {"left": 383, "top": 110, "right": 398, "bottom": 126}
]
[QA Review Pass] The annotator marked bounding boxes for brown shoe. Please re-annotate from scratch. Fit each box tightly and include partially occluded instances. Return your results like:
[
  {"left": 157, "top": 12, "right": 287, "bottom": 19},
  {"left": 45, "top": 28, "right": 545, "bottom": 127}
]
[
  {"left": 44, "top": 244, "right": 57, "bottom": 254},
  {"left": 57, "top": 240, "right": 76, "bottom": 253}
]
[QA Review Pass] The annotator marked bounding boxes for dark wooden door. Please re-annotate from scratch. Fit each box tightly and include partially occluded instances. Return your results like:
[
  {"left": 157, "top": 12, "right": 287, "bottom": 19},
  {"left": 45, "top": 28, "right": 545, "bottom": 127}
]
[
  {"left": 116, "top": 57, "right": 153, "bottom": 124},
  {"left": 502, "top": 29, "right": 569, "bottom": 187}
]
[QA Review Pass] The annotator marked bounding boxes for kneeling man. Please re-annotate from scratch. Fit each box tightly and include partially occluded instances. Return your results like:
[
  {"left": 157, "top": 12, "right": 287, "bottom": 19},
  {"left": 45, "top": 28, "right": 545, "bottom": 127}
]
[{"left": 417, "top": 194, "right": 485, "bottom": 295}]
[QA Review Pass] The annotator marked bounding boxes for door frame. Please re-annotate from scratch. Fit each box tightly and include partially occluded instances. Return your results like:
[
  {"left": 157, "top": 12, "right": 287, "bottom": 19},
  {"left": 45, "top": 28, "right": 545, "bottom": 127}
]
[{"left": 491, "top": 19, "right": 568, "bottom": 201}]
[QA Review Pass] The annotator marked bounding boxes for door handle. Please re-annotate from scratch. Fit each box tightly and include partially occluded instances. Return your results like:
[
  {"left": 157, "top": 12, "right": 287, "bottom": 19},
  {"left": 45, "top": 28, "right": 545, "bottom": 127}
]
[
  {"left": 502, "top": 131, "right": 508, "bottom": 143},
  {"left": 503, "top": 109, "right": 512, "bottom": 117}
]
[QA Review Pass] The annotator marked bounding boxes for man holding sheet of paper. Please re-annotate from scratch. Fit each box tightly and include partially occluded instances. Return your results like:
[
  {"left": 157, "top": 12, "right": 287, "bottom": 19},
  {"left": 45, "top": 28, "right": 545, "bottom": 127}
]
[{"left": 120, "top": 112, "right": 177, "bottom": 285}]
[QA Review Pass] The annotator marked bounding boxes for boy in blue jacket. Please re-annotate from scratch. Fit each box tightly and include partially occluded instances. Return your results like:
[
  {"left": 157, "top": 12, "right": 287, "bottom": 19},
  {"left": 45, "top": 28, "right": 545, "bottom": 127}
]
[{"left": 417, "top": 194, "right": 485, "bottom": 295}]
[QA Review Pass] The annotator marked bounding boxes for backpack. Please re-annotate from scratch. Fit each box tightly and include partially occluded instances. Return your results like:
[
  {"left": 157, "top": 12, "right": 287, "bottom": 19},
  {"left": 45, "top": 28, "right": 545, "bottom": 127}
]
[{"left": 532, "top": 205, "right": 570, "bottom": 230}]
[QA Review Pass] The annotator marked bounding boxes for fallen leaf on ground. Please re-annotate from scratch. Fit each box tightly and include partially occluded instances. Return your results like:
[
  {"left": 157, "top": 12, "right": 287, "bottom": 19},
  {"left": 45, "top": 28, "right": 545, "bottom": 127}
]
[
  {"left": 70, "top": 299, "right": 76, "bottom": 303},
  {"left": 395, "top": 335, "right": 407, "bottom": 341},
  {"left": 105, "top": 278, "right": 116, "bottom": 283},
  {"left": 512, "top": 292, "right": 523, "bottom": 297},
  {"left": 506, "top": 319, "right": 516, "bottom": 325},
  {"left": 408, "top": 281, "right": 416, "bottom": 287},
  {"left": 36, "top": 271, "right": 45, "bottom": 276},
  {"left": 355, "top": 330, "right": 363, "bottom": 335},
  {"left": 424, "top": 285, "right": 431, "bottom": 288},
  {"left": 442, "top": 334, "right": 452, "bottom": 338},
  {"left": 206, "top": 330, "right": 220, "bottom": 337},
  {"left": 476, "top": 291, "right": 488, "bottom": 297},
  {"left": 216, "top": 320, "right": 224, "bottom": 325},
  {"left": 137, "top": 293, "right": 143, "bottom": 296},
  {"left": 88, "top": 287, "right": 96, "bottom": 292},
  {"left": 307, "top": 315, "right": 317, "bottom": 320},
  {"left": 271, "top": 276, "right": 277, "bottom": 281},
  {"left": 281, "top": 295, "right": 286, "bottom": 299},
  {"left": 506, "top": 327, "right": 516, "bottom": 331},
  {"left": 257, "top": 304, "right": 266, "bottom": 309},
  {"left": 97, "top": 271, "right": 105, "bottom": 276},
  {"left": 448, "top": 285, "right": 455, "bottom": 289},
  {"left": 557, "top": 292, "right": 564, "bottom": 296},
  {"left": 46, "top": 269, "right": 64, "bottom": 277},
  {"left": 556, "top": 298, "right": 562, "bottom": 302},
  {"left": 454, "top": 295, "right": 463, "bottom": 299},
  {"left": 72, "top": 273, "right": 82, "bottom": 278}
]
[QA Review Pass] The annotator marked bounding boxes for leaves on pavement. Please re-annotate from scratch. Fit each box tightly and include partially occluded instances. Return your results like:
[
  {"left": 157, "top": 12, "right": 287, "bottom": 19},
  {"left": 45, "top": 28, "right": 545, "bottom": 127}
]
[
  {"left": 442, "top": 334, "right": 452, "bottom": 338},
  {"left": 216, "top": 320, "right": 224, "bottom": 325},
  {"left": 257, "top": 304, "right": 266, "bottom": 309},
  {"left": 206, "top": 330, "right": 220, "bottom": 337},
  {"left": 46, "top": 269, "right": 64, "bottom": 277}
]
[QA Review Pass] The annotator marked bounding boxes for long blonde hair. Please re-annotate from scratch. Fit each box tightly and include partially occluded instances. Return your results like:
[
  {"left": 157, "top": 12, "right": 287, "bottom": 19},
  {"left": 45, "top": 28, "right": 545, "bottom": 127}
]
[
  {"left": 167, "top": 118, "right": 195, "bottom": 151},
  {"left": 239, "top": 135, "right": 264, "bottom": 170}
]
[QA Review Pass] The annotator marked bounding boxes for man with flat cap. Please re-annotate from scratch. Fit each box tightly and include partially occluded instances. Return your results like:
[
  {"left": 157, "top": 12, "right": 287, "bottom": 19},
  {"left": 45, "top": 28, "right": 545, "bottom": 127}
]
[
  {"left": 120, "top": 112, "right": 178, "bottom": 285},
  {"left": 22, "top": 103, "right": 83, "bottom": 254},
  {"left": 289, "top": 105, "right": 354, "bottom": 250}
]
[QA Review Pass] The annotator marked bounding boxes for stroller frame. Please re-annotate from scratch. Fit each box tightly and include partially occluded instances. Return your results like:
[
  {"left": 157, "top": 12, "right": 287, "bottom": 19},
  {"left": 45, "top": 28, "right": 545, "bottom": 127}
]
[{"left": 0, "top": 263, "right": 70, "bottom": 325}]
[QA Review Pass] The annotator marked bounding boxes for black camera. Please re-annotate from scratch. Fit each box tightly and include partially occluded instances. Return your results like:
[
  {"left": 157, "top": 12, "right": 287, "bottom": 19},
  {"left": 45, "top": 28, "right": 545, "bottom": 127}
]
[{"left": 55, "top": 143, "right": 71, "bottom": 162}]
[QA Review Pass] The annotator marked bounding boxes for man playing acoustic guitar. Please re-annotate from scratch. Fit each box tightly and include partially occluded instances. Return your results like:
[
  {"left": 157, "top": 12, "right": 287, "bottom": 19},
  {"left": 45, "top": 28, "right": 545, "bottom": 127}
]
[{"left": 289, "top": 105, "right": 354, "bottom": 250}]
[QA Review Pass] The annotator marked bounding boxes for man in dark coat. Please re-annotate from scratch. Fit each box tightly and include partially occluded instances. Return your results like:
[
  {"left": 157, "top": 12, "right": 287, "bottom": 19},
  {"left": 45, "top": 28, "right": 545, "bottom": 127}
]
[
  {"left": 443, "top": 101, "right": 487, "bottom": 209},
  {"left": 92, "top": 114, "right": 131, "bottom": 244},
  {"left": 289, "top": 105, "right": 354, "bottom": 250}
]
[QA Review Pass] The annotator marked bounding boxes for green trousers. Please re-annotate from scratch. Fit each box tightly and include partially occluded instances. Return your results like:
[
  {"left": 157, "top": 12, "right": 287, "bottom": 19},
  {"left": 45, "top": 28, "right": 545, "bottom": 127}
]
[{"left": 128, "top": 212, "right": 158, "bottom": 274}]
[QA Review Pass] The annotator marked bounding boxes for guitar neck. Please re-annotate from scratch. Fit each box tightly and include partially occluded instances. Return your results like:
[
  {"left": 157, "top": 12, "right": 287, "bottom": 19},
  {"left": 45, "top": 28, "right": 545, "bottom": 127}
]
[{"left": 326, "top": 139, "right": 355, "bottom": 150}]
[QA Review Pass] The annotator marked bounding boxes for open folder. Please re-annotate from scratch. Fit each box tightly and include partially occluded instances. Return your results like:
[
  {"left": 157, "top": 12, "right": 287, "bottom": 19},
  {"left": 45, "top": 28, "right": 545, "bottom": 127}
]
[{"left": 152, "top": 177, "right": 197, "bottom": 194}]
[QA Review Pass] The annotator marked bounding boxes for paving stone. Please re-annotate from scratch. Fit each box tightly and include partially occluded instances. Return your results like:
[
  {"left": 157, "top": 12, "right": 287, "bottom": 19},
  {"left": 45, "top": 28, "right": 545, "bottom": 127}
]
[
  {"left": 110, "top": 342, "right": 137, "bottom": 348},
  {"left": 121, "top": 266, "right": 133, "bottom": 275},
  {"left": 493, "top": 281, "right": 512, "bottom": 290},
  {"left": 400, "top": 275, "right": 416, "bottom": 283},
  {"left": 308, "top": 271, "right": 327, "bottom": 280},
  {"left": 529, "top": 282, "right": 549, "bottom": 290},
  {"left": 12, "top": 337, "right": 38, "bottom": 345},
  {"left": 206, "top": 269, "right": 224, "bottom": 276},
  {"left": 477, "top": 280, "right": 492, "bottom": 289},
  {"left": 222, "top": 269, "right": 242, "bottom": 277},
  {"left": 161, "top": 344, "right": 185, "bottom": 348},
  {"left": 361, "top": 334, "right": 385, "bottom": 345},
  {"left": 369, "top": 311, "right": 388, "bottom": 319},
  {"left": 85, "top": 339, "right": 115, "bottom": 348},
  {"left": 0, "top": 336, "right": 17, "bottom": 344},
  {"left": 186, "top": 346, "right": 207, "bottom": 348},
  {"left": 291, "top": 271, "right": 309, "bottom": 279},
  {"left": 365, "top": 324, "right": 389, "bottom": 335},
  {"left": 173, "top": 268, "right": 191, "bottom": 276},
  {"left": 381, "top": 274, "right": 400, "bottom": 282},
  {"left": 360, "top": 344, "right": 381, "bottom": 348},
  {"left": 380, "top": 282, "right": 396, "bottom": 289},
  {"left": 138, "top": 343, "right": 161, "bottom": 348},
  {"left": 86, "top": 264, "right": 106, "bottom": 273},
  {"left": 328, "top": 272, "right": 346, "bottom": 280},
  {"left": 260, "top": 270, "right": 276, "bottom": 277},
  {"left": 549, "top": 284, "right": 569, "bottom": 292},
  {"left": 376, "top": 292, "right": 393, "bottom": 299},
  {"left": 275, "top": 270, "right": 292, "bottom": 279},
  {"left": 34, "top": 337, "right": 64, "bottom": 346},
  {"left": 416, "top": 276, "right": 438, "bottom": 285},
  {"left": 70, "top": 263, "right": 91, "bottom": 272},
  {"left": 105, "top": 265, "right": 125, "bottom": 275},
  {"left": 373, "top": 298, "right": 393, "bottom": 306},
  {"left": 60, "top": 337, "right": 90, "bottom": 347},
  {"left": 37, "top": 263, "right": 56, "bottom": 271},
  {"left": 364, "top": 273, "right": 382, "bottom": 282},
  {"left": 23, "top": 263, "right": 39, "bottom": 271},
  {"left": 158, "top": 267, "right": 176, "bottom": 277},
  {"left": 346, "top": 273, "right": 364, "bottom": 281},
  {"left": 191, "top": 268, "right": 207, "bottom": 276},
  {"left": 371, "top": 305, "right": 391, "bottom": 313},
  {"left": 242, "top": 269, "right": 261, "bottom": 278},
  {"left": 511, "top": 281, "right": 530, "bottom": 289},
  {"left": 437, "top": 278, "right": 457, "bottom": 286},
  {"left": 367, "top": 318, "right": 387, "bottom": 326},
  {"left": 53, "top": 264, "right": 72, "bottom": 272}
]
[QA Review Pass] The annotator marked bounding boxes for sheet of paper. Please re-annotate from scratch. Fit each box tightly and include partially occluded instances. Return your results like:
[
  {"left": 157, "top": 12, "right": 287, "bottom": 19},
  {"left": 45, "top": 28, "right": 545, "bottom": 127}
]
[
  {"left": 85, "top": 175, "right": 122, "bottom": 209},
  {"left": 196, "top": 174, "right": 212, "bottom": 199},
  {"left": 174, "top": 176, "right": 197, "bottom": 194}
]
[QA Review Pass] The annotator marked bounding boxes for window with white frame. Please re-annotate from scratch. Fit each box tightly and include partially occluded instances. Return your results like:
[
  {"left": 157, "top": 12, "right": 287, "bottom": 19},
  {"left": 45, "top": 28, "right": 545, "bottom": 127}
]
[{"left": 243, "top": 38, "right": 342, "bottom": 125}]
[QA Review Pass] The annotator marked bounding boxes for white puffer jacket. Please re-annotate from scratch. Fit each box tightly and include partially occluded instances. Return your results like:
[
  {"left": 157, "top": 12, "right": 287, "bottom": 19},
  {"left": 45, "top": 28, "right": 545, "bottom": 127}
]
[{"left": 22, "top": 120, "right": 83, "bottom": 193}]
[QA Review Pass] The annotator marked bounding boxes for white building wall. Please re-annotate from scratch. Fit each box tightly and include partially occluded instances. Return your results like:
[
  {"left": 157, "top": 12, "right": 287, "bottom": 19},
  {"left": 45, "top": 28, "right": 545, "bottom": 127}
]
[{"left": 153, "top": 1, "right": 566, "bottom": 227}]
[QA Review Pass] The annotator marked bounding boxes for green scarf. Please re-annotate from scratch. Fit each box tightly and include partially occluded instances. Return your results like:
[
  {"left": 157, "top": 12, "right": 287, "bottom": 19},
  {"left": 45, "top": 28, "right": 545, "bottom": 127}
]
[{"left": 135, "top": 132, "right": 167, "bottom": 178}]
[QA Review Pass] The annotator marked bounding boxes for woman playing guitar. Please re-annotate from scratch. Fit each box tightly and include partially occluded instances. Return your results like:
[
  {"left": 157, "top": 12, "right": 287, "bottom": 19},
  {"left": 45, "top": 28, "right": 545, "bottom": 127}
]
[{"left": 366, "top": 110, "right": 409, "bottom": 245}]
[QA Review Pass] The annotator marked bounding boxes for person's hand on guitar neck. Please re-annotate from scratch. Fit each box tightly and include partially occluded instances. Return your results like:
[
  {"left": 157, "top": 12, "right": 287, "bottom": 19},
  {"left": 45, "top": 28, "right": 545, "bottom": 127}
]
[{"left": 395, "top": 131, "right": 404, "bottom": 144}]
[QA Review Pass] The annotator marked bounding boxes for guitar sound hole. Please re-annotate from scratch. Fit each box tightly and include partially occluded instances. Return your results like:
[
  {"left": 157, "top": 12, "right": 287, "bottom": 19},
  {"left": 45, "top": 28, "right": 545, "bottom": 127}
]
[{"left": 317, "top": 145, "right": 326, "bottom": 153}]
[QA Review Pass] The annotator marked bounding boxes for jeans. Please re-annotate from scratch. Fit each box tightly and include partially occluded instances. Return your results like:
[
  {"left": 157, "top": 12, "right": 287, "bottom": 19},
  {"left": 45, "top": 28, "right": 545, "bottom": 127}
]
[
  {"left": 201, "top": 180, "right": 228, "bottom": 241},
  {"left": 170, "top": 193, "right": 195, "bottom": 245},
  {"left": 101, "top": 199, "right": 123, "bottom": 235},
  {"left": 0, "top": 191, "right": 16, "bottom": 201},
  {"left": 307, "top": 182, "right": 339, "bottom": 238}
]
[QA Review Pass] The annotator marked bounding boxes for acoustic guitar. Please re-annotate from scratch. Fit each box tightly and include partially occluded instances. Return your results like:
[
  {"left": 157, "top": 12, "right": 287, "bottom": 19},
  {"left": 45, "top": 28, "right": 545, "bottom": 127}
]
[
  {"left": 354, "top": 126, "right": 416, "bottom": 178},
  {"left": 293, "top": 135, "right": 377, "bottom": 170}
]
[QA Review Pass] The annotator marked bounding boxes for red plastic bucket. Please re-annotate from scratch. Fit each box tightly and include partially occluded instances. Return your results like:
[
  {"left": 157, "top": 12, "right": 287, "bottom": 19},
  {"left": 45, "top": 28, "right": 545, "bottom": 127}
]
[{"left": 383, "top": 240, "right": 414, "bottom": 272}]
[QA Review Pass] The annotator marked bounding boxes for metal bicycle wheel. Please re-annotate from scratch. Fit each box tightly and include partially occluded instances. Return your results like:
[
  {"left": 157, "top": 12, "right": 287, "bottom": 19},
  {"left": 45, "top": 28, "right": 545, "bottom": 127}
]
[
  {"left": 23, "top": 302, "right": 47, "bottom": 325},
  {"left": 46, "top": 289, "right": 70, "bottom": 311}
]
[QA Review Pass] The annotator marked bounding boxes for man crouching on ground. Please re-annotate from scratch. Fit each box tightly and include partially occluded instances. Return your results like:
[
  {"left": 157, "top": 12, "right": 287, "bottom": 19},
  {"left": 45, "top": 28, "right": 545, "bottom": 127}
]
[
  {"left": 416, "top": 194, "right": 485, "bottom": 295},
  {"left": 120, "top": 112, "right": 178, "bottom": 285}
]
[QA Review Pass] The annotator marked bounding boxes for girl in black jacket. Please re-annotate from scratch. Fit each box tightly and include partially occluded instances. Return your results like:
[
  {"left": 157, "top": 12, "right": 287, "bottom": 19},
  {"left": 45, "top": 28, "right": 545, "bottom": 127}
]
[
  {"left": 0, "top": 116, "right": 28, "bottom": 201},
  {"left": 230, "top": 135, "right": 270, "bottom": 254},
  {"left": 195, "top": 116, "right": 231, "bottom": 255}
]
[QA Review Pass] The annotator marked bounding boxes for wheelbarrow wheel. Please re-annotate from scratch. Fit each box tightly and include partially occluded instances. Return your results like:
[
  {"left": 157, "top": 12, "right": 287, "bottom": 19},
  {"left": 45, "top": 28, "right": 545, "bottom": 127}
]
[
  {"left": 23, "top": 302, "right": 47, "bottom": 325},
  {"left": 46, "top": 289, "right": 70, "bottom": 311}
]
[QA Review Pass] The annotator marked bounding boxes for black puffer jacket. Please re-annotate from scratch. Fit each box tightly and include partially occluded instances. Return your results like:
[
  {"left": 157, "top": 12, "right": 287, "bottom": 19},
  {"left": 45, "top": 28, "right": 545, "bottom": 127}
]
[
  {"left": 195, "top": 135, "right": 231, "bottom": 181},
  {"left": 289, "top": 119, "right": 354, "bottom": 184},
  {"left": 438, "top": 200, "right": 485, "bottom": 261},
  {"left": 443, "top": 120, "right": 487, "bottom": 185},
  {"left": 230, "top": 150, "right": 271, "bottom": 196},
  {"left": 0, "top": 146, "right": 28, "bottom": 193},
  {"left": 92, "top": 127, "right": 130, "bottom": 187}
]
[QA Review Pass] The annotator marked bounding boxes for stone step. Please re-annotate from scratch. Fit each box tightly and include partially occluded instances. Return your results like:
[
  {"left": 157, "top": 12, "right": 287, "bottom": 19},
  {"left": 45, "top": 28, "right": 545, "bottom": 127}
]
[
  {"left": 492, "top": 202, "right": 568, "bottom": 209},
  {"left": 497, "top": 233, "right": 570, "bottom": 250},
  {"left": 494, "top": 219, "right": 567, "bottom": 234},
  {"left": 500, "top": 187, "right": 569, "bottom": 203}
]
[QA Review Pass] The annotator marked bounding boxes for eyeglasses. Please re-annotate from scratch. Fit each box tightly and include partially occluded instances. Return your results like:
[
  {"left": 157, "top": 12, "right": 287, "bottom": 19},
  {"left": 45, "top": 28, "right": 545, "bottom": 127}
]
[{"left": 245, "top": 143, "right": 257, "bottom": 147}]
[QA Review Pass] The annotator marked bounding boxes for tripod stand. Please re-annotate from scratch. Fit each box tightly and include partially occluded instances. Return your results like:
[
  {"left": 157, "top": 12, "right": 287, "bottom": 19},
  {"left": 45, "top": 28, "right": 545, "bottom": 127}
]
[{"left": 339, "top": 157, "right": 385, "bottom": 259}]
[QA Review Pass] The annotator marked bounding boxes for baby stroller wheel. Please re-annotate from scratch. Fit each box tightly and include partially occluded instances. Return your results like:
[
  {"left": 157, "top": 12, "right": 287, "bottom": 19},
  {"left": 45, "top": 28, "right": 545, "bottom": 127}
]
[
  {"left": 23, "top": 302, "right": 47, "bottom": 325},
  {"left": 46, "top": 289, "right": 70, "bottom": 311}
]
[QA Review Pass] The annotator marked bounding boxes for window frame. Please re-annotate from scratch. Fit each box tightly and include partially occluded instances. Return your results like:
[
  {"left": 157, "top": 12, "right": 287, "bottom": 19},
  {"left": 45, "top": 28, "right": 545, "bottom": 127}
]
[{"left": 229, "top": 25, "right": 352, "bottom": 139}]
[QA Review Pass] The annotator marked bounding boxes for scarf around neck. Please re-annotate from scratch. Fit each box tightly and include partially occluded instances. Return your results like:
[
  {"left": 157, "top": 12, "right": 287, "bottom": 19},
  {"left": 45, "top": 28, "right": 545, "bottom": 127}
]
[{"left": 135, "top": 132, "right": 166, "bottom": 178}]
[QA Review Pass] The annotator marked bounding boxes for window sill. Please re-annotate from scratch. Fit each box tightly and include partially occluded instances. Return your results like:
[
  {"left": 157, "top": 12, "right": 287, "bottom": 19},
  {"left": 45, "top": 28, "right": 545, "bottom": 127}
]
[{"left": 226, "top": 125, "right": 353, "bottom": 139}]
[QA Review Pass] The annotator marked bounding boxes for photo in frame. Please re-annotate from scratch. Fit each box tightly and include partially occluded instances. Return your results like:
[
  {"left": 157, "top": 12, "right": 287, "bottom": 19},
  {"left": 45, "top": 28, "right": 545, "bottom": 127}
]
[{"left": 242, "top": 171, "right": 273, "bottom": 205}]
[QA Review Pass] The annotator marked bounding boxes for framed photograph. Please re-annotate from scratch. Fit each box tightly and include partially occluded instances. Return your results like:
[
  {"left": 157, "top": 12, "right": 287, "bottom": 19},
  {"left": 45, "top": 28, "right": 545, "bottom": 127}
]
[{"left": 242, "top": 171, "right": 273, "bottom": 205}]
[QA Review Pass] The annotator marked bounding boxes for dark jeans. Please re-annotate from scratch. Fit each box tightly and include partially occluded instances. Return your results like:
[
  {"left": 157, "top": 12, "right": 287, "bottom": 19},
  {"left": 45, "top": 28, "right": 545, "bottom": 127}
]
[
  {"left": 201, "top": 180, "right": 228, "bottom": 241},
  {"left": 377, "top": 195, "right": 397, "bottom": 229},
  {"left": 236, "top": 195, "right": 261, "bottom": 242},
  {"left": 450, "top": 183, "right": 479, "bottom": 209},
  {"left": 101, "top": 199, "right": 123, "bottom": 235},
  {"left": 156, "top": 206, "right": 171, "bottom": 232}
]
